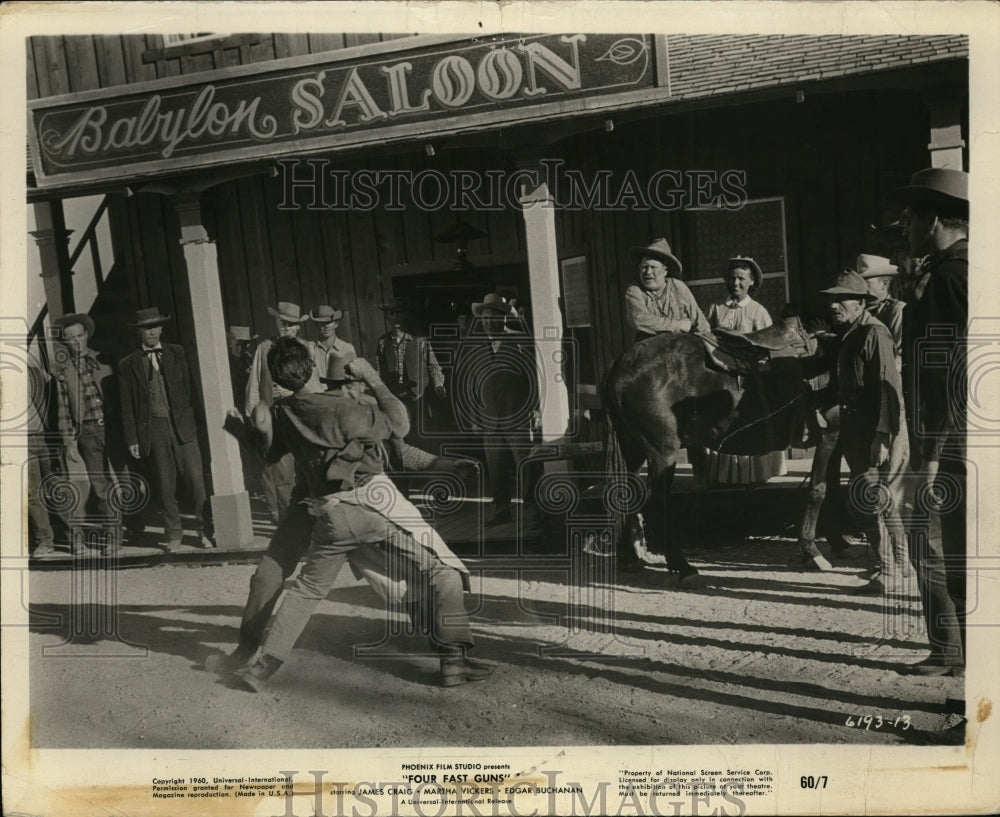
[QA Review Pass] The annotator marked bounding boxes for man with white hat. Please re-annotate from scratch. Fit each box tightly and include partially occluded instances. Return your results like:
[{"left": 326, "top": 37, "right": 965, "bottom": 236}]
[
  {"left": 818, "top": 271, "right": 909, "bottom": 600},
  {"left": 245, "top": 302, "right": 319, "bottom": 523},
  {"left": 119, "top": 307, "right": 212, "bottom": 550},
  {"left": 624, "top": 238, "right": 708, "bottom": 342},
  {"left": 308, "top": 304, "right": 356, "bottom": 381},
  {"left": 857, "top": 254, "right": 905, "bottom": 368}
]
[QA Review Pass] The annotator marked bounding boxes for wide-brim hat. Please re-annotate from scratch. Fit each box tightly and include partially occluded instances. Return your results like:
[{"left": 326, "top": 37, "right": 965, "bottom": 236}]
[
  {"left": 267, "top": 302, "right": 309, "bottom": 323},
  {"left": 53, "top": 312, "right": 96, "bottom": 338},
  {"left": 629, "top": 238, "right": 683, "bottom": 278},
  {"left": 820, "top": 271, "right": 878, "bottom": 302},
  {"left": 228, "top": 325, "right": 257, "bottom": 341},
  {"left": 320, "top": 349, "right": 359, "bottom": 384},
  {"left": 310, "top": 305, "right": 344, "bottom": 323},
  {"left": 378, "top": 297, "right": 407, "bottom": 312},
  {"left": 856, "top": 254, "right": 898, "bottom": 279},
  {"left": 471, "top": 292, "right": 517, "bottom": 317},
  {"left": 891, "top": 168, "right": 969, "bottom": 213},
  {"left": 130, "top": 307, "right": 171, "bottom": 327},
  {"left": 727, "top": 255, "right": 763, "bottom": 289}
]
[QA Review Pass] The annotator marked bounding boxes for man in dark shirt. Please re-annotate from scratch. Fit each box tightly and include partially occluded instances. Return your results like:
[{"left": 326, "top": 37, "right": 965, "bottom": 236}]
[
  {"left": 454, "top": 292, "right": 542, "bottom": 528},
  {"left": 234, "top": 338, "right": 490, "bottom": 690},
  {"left": 895, "top": 167, "right": 968, "bottom": 677}
]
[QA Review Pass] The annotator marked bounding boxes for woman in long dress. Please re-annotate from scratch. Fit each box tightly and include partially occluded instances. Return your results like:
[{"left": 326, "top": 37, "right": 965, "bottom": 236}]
[{"left": 702, "top": 256, "right": 787, "bottom": 485}]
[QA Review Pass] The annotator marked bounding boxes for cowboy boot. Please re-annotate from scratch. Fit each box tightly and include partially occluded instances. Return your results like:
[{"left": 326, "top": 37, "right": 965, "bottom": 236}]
[
  {"left": 439, "top": 648, "right": 494, "bottom": 687},
  {"left": 234, "top": 653, "right": 284, "bottom": 693}
]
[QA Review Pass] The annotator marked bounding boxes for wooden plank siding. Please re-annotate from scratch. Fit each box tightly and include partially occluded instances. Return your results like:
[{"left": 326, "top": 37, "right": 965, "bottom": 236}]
[
  {"left": 31, "top": 30, "right": 936, "bottom": 445},
  {"left": 27, "top": 33, "right": 424, "bottom": 100},
  {"left": 549, "top": 89, "right": 931, "bottom": 376}
]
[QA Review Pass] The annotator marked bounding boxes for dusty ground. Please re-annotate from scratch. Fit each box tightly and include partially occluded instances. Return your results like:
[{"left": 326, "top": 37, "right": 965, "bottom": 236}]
[{"left": 26, "top": 534, "right": 965, "bottom": 749}]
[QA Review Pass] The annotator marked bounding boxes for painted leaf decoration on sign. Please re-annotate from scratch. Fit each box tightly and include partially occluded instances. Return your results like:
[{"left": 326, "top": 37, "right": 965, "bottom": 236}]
[{"left": 595, "top": 38, "right": 648, "bottom": 66}]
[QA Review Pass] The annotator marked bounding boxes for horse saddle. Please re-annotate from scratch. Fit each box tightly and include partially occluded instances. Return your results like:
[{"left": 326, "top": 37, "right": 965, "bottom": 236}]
[
  {"left": 700, "top": 318, "right": 809, "bottom": 377},
  {"left": 699, "top": 332, "right": 767, "bottom": 377},
  {"left": 715, "top": 319, "right": 804, "bottom": 354}
]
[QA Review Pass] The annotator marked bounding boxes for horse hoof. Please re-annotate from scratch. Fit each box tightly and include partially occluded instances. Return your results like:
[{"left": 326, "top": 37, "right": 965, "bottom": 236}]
[
  {"left": 810, "top": 555, "right": 834, "bottom": 572},
  {"left": 677, "top": 568, "right": 701, "bottom": 590}
]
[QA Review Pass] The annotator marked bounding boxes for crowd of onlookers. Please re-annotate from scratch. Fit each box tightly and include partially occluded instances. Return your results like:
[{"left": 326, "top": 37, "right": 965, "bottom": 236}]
[
  {"left": 26, "top": 287, "right": 540, "bottom": 556},
  {"left": 620, "top": 167, "right": 968, "bottom": 677}
]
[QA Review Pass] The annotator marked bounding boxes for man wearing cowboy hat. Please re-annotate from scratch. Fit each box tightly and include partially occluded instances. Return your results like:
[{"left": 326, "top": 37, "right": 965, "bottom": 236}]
[
  {"left": 455, "top": 292, "right": 542, "bottom": 528},
  {"left": 894, "top": 167, "right": 968, "bottom": 677},
  {"left": 375, "top": 296, "right": 446, "bottom": 442},
  {"left": 624, "top": 238, "right": 708, "bottom": 342},
  {"left": 245, "top": 301, "right": 320, "bottom": 523},
  {"left": 308, "top": 305, "right": 356, "bottom": 382},
  {"left": 52, "top": 312, "right": 121, "bottom": 539},
  {"left": 119, "top": 307, "right": 212, "bottom": 551},
  {"left": 857, "top": 254, "right": 905, "bottom": 368},
  {"left": 226, "top": 325, "right": 258, "bottom": 403},
  {"left": 819, "top": 271, "right": 909, "bottom": 600}
]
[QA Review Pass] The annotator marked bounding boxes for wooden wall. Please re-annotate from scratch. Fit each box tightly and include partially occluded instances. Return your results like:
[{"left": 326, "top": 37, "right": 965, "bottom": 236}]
[
  {"left": 103, "top": 146, "right": 527, "bottom": 370},
  {"left": 94, "top": 86, "right": 933, "bottom": 426},
  {"left": 27, "top": 33, "right": 419, "bottom": 99},
  {"left": 553, "top": 88, "right": 932, "bottom": 382}
]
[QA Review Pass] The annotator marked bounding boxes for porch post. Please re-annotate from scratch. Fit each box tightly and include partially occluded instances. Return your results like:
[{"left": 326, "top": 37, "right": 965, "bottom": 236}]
[
  {"left": 30, "top": 199, "right": 74, "bottom": 320},
  {"left": 924, "top": 88, "right": 966, "bottom": 170},
  {"left": 514, "top": 156, "right": 572, "bottom": 442},
  {"left": 169, "top": 192, "right": 254, "bottom": 548}
]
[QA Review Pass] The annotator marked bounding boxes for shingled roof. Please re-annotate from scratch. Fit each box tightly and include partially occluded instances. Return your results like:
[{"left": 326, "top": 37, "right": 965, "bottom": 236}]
[{"left": 664, "top": 34, "right": 967, "bottom": 99}]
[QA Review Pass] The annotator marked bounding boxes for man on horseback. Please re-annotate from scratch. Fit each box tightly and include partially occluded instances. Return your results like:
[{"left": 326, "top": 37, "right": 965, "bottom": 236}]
[{"left": 624, "top": 238, "right": 708, "bottom": 341}]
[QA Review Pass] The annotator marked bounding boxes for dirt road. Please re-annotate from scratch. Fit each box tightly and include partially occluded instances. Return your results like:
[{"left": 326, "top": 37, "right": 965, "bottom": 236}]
[{"left": 26, "top": 535, "right": 964, "bottom": 749}]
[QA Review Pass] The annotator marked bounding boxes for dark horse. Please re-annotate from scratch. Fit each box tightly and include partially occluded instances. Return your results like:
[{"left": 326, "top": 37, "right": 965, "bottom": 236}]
[{"left": 603, "top": 316, "right": 830, "bottom": 586}]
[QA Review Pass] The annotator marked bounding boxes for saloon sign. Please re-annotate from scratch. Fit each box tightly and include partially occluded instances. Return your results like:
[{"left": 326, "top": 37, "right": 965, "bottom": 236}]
[{"left": 29, "top": 33, "right": 658, "bottom": 188}]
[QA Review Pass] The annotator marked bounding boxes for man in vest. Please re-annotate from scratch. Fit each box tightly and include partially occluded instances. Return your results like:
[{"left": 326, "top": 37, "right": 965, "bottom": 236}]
[
  {"left": 119, "top": 307, "right": 212, "bottom": 551},
  {"left": 245, "top": 301, "right": 319, "bottom": 523},
  {"left": 375, "top": 297, "right": 446, "bottom": 443}
]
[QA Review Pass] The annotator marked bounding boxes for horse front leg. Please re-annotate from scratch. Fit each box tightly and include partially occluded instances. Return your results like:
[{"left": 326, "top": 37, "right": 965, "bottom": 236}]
[
  {"left": 799, "top": 428, "right": 837, "bottom": 571},
  {"left": 642, "top": 460, "right": 700, "bottom": 588}
]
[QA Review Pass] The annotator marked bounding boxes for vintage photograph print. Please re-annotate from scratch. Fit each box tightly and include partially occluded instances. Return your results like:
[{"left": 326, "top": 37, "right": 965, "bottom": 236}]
[{"left": 2, "top": 2, "right": 999, "bottom": 816}]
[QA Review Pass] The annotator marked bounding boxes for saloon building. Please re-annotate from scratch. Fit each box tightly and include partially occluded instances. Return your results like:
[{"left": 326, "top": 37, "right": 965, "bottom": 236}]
[{"left": 26, "top": 32, "right": 969, "bottom": 546}]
